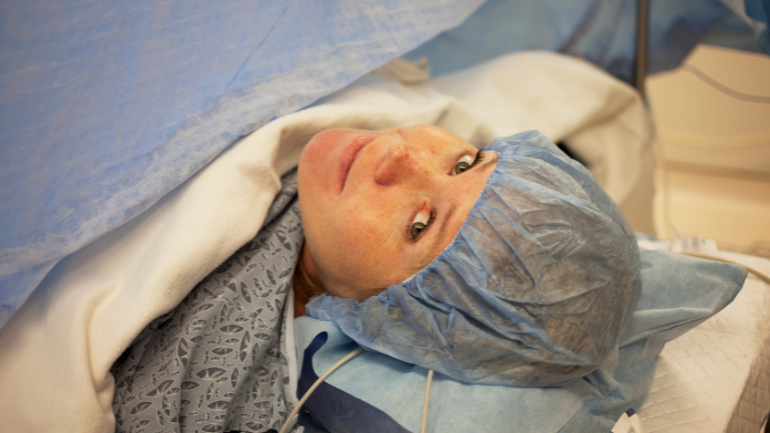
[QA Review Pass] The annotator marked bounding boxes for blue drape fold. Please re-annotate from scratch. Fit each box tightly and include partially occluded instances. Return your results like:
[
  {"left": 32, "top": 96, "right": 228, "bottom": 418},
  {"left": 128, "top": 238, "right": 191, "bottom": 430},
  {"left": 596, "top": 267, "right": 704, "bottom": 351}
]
[{"left": 0, "top": 0, "right": 485, "bottom": 328}]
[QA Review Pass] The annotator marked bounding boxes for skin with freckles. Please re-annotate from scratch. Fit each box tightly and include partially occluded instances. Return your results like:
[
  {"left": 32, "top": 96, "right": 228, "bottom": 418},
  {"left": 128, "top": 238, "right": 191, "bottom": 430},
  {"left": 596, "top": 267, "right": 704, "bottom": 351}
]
[{"left": 293, "top": 125, "right": 498, "bottom": 315}]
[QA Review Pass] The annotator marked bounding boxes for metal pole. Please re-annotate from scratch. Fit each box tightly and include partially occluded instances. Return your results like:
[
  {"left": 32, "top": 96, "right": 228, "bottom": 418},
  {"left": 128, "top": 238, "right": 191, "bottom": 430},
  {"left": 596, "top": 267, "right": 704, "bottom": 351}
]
[{"left": 635, "top": 0, "right": 649, "bottom": 100}]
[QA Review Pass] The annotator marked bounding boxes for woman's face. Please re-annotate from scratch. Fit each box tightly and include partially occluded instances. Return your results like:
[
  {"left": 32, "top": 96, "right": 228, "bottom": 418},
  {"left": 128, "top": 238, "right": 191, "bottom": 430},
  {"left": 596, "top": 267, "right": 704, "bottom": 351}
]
[{"left": 297, "top": 125, "right": 498, "bottom": 300}]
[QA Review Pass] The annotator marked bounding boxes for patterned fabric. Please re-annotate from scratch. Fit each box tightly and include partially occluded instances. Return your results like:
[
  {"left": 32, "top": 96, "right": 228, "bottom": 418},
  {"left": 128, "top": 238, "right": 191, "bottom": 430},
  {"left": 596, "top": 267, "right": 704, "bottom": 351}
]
[{"left": 111, "top": 170, "right": 303, "bottom": 433}]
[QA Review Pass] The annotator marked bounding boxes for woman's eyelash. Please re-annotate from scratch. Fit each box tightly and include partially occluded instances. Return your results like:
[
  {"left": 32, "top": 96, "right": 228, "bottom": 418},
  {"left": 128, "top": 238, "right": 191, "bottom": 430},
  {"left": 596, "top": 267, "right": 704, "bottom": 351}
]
[{"left": 469, "top": 148, "right": 487, "bottom": 169}]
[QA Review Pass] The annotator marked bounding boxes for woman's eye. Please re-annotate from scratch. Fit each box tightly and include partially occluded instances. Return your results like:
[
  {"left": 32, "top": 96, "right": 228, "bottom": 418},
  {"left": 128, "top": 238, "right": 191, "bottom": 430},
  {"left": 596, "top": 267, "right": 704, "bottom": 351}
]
[
  {"left": 410, "top": 211, "right": 431, "bottom": 240},
  {"left": 411, "top": 222, "right": 426, "bottom": 239},
  {"left": 454, "top": 154, "right": 475, "bottom": 174}
]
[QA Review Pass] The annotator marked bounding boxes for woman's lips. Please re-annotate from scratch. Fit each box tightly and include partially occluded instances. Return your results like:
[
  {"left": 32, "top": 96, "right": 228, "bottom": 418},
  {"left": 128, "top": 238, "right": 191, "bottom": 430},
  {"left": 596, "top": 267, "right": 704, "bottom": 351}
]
[{"left": 339, "top": 135, "right": 375, "bottom": 194}]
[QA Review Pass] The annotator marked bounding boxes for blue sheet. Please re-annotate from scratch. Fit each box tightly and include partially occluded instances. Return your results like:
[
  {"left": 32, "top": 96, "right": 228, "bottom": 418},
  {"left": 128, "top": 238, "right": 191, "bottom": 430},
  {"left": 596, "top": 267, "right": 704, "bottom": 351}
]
[
  {"left": 404, "top": 0, "right": 743, "bottom": 83},
  {"left": 743, "top": 0, "right": 770, "bottom": 51},
  {"left": 0, "top": 0, "right": 485, "bottom": 329},
  {"left": 703, "top": 12, "right": 765, "bottom": 52}
]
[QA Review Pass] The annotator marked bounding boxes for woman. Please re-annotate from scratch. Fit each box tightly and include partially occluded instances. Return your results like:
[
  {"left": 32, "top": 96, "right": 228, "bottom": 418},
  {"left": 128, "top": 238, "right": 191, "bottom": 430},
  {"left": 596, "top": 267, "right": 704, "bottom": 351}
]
[{"left": 111, "top": 125, "right": 640, "bottom": 432}]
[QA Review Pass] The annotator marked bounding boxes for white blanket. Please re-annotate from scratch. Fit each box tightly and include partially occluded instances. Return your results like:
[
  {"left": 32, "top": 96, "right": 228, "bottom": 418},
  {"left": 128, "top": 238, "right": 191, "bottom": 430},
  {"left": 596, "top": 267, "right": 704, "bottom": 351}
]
[{"left": 0, "top": 52, "right": 652, "bottom": 433}]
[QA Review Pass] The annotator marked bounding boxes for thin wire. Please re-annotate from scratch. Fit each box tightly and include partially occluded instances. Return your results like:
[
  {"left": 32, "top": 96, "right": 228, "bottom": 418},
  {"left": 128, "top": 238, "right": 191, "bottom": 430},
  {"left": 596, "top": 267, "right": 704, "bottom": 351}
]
[
  {"left": 420, "top": 370, "right": 434, "bottom": 433},
  {"left": 680, "top": 64, "right": 770, "bottom": 104},
  {"left": 678, "top": 251, "right": 770, "bottom": 285},
  {"left": 278, "top": 347, "right": 366, "bottom": 433}
]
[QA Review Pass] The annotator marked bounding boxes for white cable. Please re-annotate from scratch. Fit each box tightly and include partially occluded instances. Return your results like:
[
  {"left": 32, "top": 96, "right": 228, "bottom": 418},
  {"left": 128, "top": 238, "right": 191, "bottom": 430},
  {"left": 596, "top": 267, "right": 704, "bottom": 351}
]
[
  {"left": 680, "top": 64, "right": 770, "bottom": 104},
  {"left": 678, "top": 251, "right": 770, "bottom": 285},
  {"left": 278, "top": 347, "right": 366, "bottom": 433},
  {"left": 420, "top": 370, "right": 434, "bottom": 433}
]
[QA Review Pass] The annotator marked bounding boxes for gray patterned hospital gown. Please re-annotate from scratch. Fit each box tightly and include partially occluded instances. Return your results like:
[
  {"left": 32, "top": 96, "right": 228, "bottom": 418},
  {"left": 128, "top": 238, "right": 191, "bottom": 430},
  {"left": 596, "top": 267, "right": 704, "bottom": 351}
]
[{"left": 111, "top": 169, "right": 303, "bottom": 433}]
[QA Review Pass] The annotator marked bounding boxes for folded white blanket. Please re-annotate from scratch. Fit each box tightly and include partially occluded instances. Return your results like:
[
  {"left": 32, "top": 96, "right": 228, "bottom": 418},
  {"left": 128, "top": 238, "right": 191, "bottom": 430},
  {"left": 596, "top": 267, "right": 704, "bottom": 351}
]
[{"left": 0, "top": 52, "right": 652, "bottom": 433}]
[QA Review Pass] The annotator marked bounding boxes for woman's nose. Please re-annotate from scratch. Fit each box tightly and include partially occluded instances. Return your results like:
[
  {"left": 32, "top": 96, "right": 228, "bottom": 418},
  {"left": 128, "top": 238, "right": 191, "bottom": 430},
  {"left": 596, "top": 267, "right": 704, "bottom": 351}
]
[{"left": 374, "top": 144, "right": 426, "bottom": 186}]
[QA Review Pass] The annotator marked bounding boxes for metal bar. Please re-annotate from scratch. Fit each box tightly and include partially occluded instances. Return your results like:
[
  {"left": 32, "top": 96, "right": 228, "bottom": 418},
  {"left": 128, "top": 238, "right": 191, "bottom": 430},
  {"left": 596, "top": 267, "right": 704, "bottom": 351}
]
[{"left": 635, "top": 0, "right": 650, "bottom": 100}]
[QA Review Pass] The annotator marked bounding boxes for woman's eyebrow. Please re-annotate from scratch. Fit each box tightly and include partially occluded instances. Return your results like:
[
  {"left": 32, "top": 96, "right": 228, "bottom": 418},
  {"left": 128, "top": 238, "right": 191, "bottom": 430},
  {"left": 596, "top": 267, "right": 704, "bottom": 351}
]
[{"left": 477, "top": 151, "right": 499, "bottom": 169}]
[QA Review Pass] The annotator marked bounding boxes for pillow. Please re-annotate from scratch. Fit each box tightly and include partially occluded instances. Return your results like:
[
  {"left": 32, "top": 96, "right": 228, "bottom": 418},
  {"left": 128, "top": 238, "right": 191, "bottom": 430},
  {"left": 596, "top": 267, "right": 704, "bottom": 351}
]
[{"left": 293, "top": 246, "right": 747, "bottom": 433}]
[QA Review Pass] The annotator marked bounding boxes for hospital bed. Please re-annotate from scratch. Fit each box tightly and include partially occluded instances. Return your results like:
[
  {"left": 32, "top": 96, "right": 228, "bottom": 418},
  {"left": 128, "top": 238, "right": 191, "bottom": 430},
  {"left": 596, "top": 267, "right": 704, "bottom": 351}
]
[{"left": 1, "top": 0, "right": 769, "bottom": 432}]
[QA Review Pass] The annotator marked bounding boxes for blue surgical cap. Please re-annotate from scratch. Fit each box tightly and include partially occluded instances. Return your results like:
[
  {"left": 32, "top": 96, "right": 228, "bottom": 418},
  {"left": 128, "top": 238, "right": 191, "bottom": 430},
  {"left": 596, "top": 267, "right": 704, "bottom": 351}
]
[{"left": 306, "top": 130, "right": 642, "bottom": 387}]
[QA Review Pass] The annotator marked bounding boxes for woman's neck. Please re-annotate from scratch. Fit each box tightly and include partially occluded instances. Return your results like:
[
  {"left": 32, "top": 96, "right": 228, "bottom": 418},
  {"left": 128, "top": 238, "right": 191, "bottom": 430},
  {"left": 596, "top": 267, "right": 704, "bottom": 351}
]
[{"left": 292, "top": 243, "right": 325, "bottom": 317}]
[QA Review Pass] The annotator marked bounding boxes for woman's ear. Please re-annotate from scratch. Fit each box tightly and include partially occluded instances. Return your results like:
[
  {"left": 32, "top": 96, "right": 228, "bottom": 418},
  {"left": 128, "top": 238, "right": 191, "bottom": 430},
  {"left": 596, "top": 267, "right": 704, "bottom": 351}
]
[
  {"left": 292, "top": 243, "right": 328, "bottom": 317},
  {"left": 295, "top": 243, "right": 326, "bottom": 296}
]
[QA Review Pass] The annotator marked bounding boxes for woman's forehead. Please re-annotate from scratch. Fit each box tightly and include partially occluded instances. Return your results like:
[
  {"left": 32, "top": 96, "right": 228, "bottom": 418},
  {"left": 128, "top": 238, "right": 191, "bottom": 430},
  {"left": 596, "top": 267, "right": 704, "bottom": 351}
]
[{"left": 396, "top": 125, "right": 476, "bottom": 149}]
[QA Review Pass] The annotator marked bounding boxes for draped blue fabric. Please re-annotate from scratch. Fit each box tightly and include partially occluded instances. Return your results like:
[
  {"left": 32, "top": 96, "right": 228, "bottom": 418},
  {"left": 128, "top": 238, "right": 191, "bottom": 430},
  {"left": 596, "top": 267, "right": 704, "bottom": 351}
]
[
  {"left": 405, "top": 0, "right": 737, "bottom": 83},
  {"left": 0, "top": 0, "right": 485, "bottom": 328},
  {"left": 745, "top": 0, "right": 770, "bottom": 52}
]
